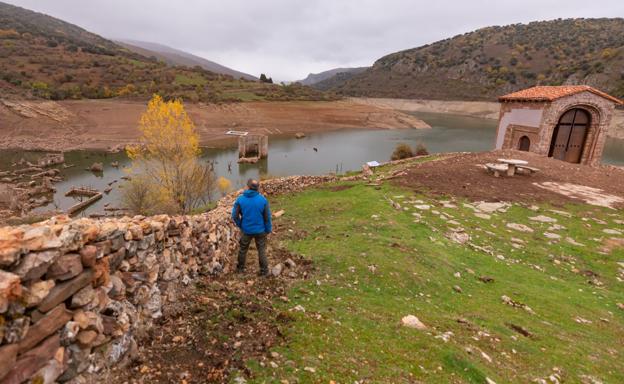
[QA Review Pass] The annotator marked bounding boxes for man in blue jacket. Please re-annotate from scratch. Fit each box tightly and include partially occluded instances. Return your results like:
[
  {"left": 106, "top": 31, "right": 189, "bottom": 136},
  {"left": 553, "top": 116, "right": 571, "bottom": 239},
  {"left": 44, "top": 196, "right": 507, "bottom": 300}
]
[{"left": 232, "top": 178, "right": 272, "bottom": 275}]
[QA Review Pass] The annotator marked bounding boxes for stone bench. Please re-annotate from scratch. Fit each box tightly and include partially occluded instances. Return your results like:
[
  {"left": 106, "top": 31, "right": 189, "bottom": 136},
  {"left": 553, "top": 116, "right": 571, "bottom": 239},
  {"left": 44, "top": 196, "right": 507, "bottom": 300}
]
[
  {"left": 516, "top": 165, "right": 540, "bottom": 174},
  {"left": 485, "top": 163, "right": 508, "bottom": 177}
]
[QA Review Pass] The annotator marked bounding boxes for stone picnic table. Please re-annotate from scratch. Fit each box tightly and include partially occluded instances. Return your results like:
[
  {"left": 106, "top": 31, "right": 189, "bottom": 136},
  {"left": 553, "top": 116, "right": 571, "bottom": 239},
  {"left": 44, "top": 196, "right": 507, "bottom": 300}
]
[
  {"left": 485, "top": 158, "right": 537, "bottom": 177},
  {"left": 497, "top": 158, "right": 528, "bottom": 176}
]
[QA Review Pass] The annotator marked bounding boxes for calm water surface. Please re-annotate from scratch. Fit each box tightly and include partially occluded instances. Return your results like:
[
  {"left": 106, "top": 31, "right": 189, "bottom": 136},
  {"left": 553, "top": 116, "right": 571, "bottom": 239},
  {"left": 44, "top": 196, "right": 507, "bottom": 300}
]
[{"left": 1, "top": 112, "right": 622, "bottom": 216}]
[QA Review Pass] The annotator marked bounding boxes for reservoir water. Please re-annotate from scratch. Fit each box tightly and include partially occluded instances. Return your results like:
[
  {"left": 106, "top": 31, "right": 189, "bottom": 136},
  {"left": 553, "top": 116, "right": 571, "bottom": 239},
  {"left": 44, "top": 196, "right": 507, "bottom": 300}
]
[{"left": 1, "top": 112, "right": 622, "bottom": 216}]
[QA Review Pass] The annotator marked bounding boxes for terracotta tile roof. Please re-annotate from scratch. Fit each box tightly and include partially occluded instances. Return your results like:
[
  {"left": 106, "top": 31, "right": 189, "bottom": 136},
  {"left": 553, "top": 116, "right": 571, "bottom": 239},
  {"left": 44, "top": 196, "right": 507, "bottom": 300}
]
[{"left": 499, "top": 86, "right": 623, "bottom": 104}]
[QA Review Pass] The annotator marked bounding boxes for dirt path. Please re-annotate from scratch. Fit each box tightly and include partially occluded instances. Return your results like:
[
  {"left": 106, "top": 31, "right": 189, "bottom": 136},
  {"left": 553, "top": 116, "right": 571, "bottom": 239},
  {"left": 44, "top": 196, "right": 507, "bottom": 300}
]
[
  {"left": 0, "top": 99, "right": 429, "bottom": 151},
  {"left": 101, "top": 227, "right": 312, "bottom": 383},
  {"left": 394, "top": 150, "right": 624, "bottom": 208}
]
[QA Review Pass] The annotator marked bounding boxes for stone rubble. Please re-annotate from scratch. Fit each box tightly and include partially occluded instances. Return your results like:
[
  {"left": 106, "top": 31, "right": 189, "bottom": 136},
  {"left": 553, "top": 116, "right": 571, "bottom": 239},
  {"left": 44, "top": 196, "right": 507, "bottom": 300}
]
[{"left": 0, "top": 175, "right": 333, "bottom": 383}]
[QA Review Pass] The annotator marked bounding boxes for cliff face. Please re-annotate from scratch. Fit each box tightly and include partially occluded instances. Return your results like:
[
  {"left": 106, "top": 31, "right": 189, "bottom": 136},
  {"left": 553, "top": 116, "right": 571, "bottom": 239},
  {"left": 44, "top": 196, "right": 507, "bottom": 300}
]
[{"left": 0, "top": 175, "right": 334, "bottom": 383}]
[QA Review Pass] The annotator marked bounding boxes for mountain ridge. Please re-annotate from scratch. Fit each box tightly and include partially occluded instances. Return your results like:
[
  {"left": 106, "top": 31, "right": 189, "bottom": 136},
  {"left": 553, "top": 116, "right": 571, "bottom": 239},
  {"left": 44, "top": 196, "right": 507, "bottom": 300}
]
[
  {"left": 0, "top": 1, "right": 333, "bottom": 102},
  {"left": 327, "top": 18, "right": 624, "bottom": 100},
  {"left": 116, "top": 39, "right": 257, "bottom": 81},
  {"left": 298, "top": 67, "right": 367, "bottom": 86}
]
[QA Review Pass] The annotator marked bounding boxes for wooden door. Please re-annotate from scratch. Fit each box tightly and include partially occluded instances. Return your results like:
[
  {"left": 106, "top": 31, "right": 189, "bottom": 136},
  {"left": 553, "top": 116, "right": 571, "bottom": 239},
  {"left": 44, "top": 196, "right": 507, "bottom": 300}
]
[{"left": 549, "top": 109, "right": 589, "bottom": 163}]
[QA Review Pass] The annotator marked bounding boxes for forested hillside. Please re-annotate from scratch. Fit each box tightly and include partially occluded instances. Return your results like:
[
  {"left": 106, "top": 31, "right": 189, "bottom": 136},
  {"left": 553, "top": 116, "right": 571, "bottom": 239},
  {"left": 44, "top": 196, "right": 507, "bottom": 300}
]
[{"left": 0, "top": 2, "right": 332, "bottom": 102}]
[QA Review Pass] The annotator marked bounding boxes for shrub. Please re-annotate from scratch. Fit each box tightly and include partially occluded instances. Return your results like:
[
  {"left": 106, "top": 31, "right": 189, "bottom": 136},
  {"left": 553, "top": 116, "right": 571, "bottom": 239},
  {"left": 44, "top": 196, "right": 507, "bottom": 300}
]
[
  {"left": 391, "top": 143, "right": 414, "bottom": 161},
  {"left": 216, "top": 176, "right": 232, "bottom": 197},
  {"left": 415, "top": 142, "right": 429, "bottom": 156},
  {"left": 120, "top": 176, "right": 168, "bottom": 215}
]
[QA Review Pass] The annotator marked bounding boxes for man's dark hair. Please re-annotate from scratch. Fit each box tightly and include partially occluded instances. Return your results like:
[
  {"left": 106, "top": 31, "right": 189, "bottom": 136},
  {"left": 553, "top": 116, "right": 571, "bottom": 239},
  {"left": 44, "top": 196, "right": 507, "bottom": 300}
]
[{"left": 247, "top": 178, "right": 259, "bottom": 190}]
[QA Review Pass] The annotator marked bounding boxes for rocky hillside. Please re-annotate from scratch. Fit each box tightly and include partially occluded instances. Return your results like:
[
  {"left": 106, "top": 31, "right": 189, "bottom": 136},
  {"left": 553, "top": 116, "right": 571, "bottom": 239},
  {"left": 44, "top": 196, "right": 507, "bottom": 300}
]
[
  {"left": 330, "top": 18, "right": 624, "bottom": 100},
  {"left": 116, "top": 39, "right": 257, "bottom": 81},
  {"left": 298, "top": 67, "right": 367, "bottom": 86},
  {"left": 0, "top": 2, "right": 332, "bottom": 102}
]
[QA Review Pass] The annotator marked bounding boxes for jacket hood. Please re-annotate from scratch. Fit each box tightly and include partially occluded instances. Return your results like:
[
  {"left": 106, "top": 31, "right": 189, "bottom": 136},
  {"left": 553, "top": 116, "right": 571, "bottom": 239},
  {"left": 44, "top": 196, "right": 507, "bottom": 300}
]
[{"left": 243, "top": 189, "right": 259, "bottom": 198}]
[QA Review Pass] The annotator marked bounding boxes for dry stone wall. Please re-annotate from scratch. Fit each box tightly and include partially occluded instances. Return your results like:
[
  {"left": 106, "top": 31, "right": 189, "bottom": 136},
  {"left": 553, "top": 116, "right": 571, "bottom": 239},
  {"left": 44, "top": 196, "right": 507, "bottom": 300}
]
[{"left": 0, "top": 175, "right": 334, "bottom": 384}]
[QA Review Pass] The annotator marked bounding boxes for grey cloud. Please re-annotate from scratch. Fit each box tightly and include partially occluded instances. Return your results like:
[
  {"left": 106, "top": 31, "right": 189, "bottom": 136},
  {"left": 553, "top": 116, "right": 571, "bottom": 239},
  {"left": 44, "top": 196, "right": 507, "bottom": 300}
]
[{"left": 5, "top": 0, "right": 624, "bottom": 81}]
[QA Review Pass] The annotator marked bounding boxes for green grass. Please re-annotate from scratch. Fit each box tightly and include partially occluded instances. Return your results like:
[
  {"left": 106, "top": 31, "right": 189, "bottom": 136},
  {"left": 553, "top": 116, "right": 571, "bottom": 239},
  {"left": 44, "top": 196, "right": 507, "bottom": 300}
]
[
  {"left": 173, "top": 73, "right": 208, "bottom": 86},
  {"left": 244, "top": 166, "right": 624, "bottom": 383}
]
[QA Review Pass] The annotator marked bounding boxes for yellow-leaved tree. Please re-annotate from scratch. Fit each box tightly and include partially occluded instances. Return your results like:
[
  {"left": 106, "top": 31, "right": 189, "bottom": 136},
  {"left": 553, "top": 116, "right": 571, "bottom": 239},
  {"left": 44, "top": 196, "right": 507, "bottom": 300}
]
[
  {"left": 216, "top": 176, "right": 232, "bottom": 197},
  {"left": 124, "top": 95, "right": 214, "bottom": 214}
]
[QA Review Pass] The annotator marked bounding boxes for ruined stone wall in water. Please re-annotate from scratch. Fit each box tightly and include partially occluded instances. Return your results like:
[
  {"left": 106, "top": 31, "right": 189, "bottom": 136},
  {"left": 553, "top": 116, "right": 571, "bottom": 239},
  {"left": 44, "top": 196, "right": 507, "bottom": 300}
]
[{"left": 0, "top": 175, "right": 334, "bottom": 384}]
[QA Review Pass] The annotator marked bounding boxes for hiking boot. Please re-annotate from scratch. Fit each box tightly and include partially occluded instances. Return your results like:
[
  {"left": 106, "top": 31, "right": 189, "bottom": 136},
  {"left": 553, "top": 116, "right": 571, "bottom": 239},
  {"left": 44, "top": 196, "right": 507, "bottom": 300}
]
[{"left": 258, "top": 270, "right": 269, "bottom": 277}]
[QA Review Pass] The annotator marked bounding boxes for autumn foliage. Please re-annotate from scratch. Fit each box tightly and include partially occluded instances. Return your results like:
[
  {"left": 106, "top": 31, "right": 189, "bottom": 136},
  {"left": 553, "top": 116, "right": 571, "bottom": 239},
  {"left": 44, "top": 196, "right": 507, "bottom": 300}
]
[{"left": 124, "top": 95, "right": 214, "bottom": 214}]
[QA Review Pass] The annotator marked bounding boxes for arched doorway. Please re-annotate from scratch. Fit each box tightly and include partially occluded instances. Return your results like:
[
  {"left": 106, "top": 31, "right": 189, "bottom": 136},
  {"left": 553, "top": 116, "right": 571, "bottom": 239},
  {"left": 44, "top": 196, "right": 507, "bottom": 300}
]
[
  {"left": 548, "top": 108, "right": 590, "bottom": 163},
  {"left": 518, "top": 136, "right": 530, "bottom": 151}
]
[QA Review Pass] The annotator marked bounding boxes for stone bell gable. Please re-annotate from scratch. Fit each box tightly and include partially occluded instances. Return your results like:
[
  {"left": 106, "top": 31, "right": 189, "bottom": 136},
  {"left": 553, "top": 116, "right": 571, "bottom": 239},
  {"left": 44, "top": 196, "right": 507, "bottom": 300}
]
[{"left": 495, "top": 86, "right": 623, "bottom": 165}]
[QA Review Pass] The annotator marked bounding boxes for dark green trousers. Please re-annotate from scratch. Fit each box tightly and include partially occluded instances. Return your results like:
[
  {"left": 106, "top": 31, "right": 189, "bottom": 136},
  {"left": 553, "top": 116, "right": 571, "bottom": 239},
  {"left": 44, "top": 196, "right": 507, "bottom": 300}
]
[{"left": 236, "top": 233, "right": 268, "bottom": 274}]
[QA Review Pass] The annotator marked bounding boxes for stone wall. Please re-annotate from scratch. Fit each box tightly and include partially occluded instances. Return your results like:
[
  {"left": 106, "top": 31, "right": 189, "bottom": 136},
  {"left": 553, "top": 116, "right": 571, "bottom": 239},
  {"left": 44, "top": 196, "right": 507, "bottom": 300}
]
[
  {"left": 0, "top": 175, "right": 334, "bottom": 384},
  {"left": 496, "top": 91, "right": 617, "bottom": 165}
]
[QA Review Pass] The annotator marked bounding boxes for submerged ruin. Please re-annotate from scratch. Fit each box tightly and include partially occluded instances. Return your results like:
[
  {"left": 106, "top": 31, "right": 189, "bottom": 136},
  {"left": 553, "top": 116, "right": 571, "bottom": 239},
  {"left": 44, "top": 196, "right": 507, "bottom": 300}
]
[{"left": 238, "top": 134, "right": 268, "bottom": 163}]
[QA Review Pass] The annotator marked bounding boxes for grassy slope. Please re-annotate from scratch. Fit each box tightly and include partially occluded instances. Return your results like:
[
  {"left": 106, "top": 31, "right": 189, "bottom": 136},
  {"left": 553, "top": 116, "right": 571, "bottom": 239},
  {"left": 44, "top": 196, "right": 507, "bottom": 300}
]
[{"left": 243, "top": 160, "right": 623, "bottom": 383}]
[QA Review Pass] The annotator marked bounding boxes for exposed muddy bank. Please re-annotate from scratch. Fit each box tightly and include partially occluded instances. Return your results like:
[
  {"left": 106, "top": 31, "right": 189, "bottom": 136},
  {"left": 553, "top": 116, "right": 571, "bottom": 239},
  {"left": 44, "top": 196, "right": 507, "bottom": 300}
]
[
  {"left": 0, "top": 99, "right": 429, "bottom": 151},
  {"left": 352, "top": 97, "right": 624, "bottom": 139}
]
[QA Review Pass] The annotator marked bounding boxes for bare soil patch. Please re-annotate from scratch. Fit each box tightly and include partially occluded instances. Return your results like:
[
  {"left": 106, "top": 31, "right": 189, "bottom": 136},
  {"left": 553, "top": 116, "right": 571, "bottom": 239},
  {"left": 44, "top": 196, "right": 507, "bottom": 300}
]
[
  {"left": 395, "top": 150, "right": 624, "bottom": 207},
  {"left": 0, "top": 99, "right": 428, "bottom": 151},
  {"left": 104, "top": 228, "right": 313, "bottom": 383}
]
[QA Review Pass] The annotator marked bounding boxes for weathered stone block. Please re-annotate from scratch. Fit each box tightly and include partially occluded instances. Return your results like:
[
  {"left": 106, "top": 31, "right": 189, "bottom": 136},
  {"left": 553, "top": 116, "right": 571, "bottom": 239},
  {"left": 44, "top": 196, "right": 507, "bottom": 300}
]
[
  {"left": 70, "top": 284, "right": 95, "bottom": 308},
  {"left": 110, "top": 234, "right": 125, "bottom": 252},
  {"left": 108, "top": 248, "right": 126, "bottom": 272},
  {"left": 0, "top": 247, "right": 21, "bottom": 268},
  {"left": 4, "top": 335, "right": 60, "bottom": 384},
  {"left": 76, "top": 330, "right": 98, "bottom": 348},
  {"left": 0, "top": 344, "right": 18, "bottom": 380},
  {"left": 93, "top": 240, "right": 112, "bottom": 259},
  {"left": 30, "top": 356, "right": 64, "bottom": 384},
  {"left": 23, "top": 279, "right": 55, "bottom": 308},
  {"left": 46, "top": 253, "right": 83, "bottom": 281},
  {"left": 79, "top": 245, "right": 97, "bottom": 268},
  {"left": 125, "top": 241, "right": 138, "bottom": 257},
  {"left": 73, "top": 310, "right": 103, "bottom": 333},
  {"left": 137, "top": 233, "right": 154, "bottom": 250},
  {"left": 12, "top": 250, "right": 60, "bottom": 282},
  {"left": 0, "top": 270, "right": 21, "bottom": 313},
  {"left": 37, "top": 269, "right": 94, "bottom": 313},
  {"left": 4, "top": 317, "right": 29, "bottom": 344},
  {"left": 92, "top": 258, "right": 110, "bottom": 288},
  {"left": 18, "top": 305, "right": 69, "bottom": 354}
]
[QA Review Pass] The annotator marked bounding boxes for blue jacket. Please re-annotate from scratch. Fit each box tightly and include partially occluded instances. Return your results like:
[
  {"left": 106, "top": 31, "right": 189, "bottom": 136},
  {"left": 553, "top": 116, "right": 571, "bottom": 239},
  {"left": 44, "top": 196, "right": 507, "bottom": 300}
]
[{"left": 231, "top": 189, "right": 272, "bottom": 235}]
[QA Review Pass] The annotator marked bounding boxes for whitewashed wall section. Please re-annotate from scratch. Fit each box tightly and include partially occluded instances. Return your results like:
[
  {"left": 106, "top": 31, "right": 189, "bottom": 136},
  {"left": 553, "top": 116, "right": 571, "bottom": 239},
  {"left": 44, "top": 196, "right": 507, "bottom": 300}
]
[{"left": 495, "top": 108, "right": 543, "bottom": 149}]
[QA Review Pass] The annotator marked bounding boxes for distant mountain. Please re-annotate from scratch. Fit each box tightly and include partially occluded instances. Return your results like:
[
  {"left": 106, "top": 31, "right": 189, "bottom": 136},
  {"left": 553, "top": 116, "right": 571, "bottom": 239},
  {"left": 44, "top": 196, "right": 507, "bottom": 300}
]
[
  {"left": 0, "top": 1, "right": 333, "bottom": 102},
  {"left": 330, "top": 18, "right": 624, "bottom": 100},
  {"left": 116, "top": 39, "right": 256, "bottom": 81},
  {"left": 298, "top": 67, "right": 368, "bottom": 86}
]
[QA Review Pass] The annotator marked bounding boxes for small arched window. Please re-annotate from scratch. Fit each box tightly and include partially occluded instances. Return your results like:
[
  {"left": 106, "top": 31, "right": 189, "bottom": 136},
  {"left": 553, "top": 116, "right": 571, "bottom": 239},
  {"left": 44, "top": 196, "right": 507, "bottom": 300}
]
[{"left": 518, "top": 136, "right": 530, "bottom": 151}]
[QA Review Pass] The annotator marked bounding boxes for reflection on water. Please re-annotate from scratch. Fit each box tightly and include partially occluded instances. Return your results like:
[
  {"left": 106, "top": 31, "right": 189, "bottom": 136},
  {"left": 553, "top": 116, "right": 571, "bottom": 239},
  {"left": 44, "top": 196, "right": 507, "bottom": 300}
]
[{"left": 1, "top": 111, "right": 622, "bottom": 216}]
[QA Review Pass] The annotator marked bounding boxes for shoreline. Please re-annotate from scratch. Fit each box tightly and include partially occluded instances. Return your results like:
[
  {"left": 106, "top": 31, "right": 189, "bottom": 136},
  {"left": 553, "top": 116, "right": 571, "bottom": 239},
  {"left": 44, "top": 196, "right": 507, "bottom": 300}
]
[
  {"left": 351, "top": 97, "right": 624, "bottom": 139},
  {"left": 0, "top": 98, "right": 430, "bottom": 152}
]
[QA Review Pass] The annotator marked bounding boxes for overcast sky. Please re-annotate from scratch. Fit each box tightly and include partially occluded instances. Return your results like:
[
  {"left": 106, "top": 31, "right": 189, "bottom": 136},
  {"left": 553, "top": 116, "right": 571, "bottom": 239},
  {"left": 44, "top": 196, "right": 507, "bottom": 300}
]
[{"left": 5, "top": 0, "right": 624, "bottom": 81}]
